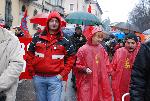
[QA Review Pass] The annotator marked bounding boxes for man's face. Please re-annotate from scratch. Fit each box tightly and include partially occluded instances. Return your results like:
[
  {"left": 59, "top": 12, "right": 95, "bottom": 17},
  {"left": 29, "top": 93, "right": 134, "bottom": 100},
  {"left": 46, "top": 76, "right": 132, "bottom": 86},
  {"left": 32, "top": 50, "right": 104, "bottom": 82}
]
[
  {"left": 15, "top": 29, "right": 19, "bottom": 34},
  {"left": 15, "top": 28, "right": 21, "bottom": 35},
  {"left": 48, "top": 18, "right": 60, "bottom": 31},
  {"left": 125, "top": 39, "right": 137, "bottom": 52},
  {"left": 92, "top": 31, "right": 104, "bottom": 45}
]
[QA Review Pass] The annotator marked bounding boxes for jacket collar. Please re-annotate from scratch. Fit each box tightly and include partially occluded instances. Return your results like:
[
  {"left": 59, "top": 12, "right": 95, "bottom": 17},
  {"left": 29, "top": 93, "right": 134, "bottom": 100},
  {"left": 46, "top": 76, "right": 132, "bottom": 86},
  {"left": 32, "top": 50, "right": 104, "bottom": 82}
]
[{"left": 40, "top": 30, "right": 63, "bottom": 41}]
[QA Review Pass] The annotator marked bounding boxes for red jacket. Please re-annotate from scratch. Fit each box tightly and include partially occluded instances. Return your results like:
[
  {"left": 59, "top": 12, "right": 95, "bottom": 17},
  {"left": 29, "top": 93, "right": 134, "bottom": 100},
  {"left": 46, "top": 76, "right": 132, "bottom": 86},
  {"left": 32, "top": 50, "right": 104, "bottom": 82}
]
[
  {"left": 26, "top": 11, "right": 75, "bottom": 80},
  {"left": 111, "top": 43, "right": 140, "bottom": 101}
]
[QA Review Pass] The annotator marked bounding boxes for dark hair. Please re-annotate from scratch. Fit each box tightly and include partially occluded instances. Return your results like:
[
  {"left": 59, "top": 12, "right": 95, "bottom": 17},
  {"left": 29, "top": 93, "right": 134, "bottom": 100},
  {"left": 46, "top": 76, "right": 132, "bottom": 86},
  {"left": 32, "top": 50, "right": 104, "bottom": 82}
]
[
  {"left": 16, "top": 27, "right": 21, "bottom": 31},
  {"left": 125, "top": 33, "right": 138, "bottom": 42},
  {"left": 75, "top": 26, "right": 82, "bottom": 31}
]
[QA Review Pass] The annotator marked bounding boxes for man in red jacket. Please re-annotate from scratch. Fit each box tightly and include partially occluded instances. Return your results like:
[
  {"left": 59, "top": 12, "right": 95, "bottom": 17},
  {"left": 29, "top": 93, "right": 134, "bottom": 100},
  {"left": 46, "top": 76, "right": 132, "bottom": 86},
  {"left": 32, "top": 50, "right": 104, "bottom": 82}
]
[
  {"left": 111, "top": 33, "right": 141, "bottom": 101},
  {"left": 26, "top": 11, "right": 75, "bottom": 101}
]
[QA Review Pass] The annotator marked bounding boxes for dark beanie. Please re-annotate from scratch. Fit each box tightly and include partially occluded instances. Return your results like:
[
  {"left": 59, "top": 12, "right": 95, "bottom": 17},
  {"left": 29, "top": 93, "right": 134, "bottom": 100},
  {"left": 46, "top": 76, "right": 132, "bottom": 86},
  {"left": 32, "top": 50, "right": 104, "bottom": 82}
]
[
  {"left": 125, "top": 33, "right": 138, "bottom": 42},
  {"left": 75, "top": 26, "right": 82, "bottom": 31}
]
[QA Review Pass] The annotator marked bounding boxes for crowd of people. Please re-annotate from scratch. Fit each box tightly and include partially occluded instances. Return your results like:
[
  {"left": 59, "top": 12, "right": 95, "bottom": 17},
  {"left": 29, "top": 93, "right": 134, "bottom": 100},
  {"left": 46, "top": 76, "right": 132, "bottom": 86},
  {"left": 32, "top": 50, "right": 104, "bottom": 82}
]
[{"left": 0, "top": 11, "right": 150, "bottom": 101}]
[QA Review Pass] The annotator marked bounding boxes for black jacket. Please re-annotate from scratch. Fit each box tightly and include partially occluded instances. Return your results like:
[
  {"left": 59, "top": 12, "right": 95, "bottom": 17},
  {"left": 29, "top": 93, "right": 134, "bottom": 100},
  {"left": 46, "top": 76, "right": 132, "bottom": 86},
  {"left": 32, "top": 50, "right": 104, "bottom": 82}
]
[
  {"left": 70, "top": 33, "right": 86, "bottom": 52},
  {"left": 130, "top": 41, "right": 150, "bottom": 101}
]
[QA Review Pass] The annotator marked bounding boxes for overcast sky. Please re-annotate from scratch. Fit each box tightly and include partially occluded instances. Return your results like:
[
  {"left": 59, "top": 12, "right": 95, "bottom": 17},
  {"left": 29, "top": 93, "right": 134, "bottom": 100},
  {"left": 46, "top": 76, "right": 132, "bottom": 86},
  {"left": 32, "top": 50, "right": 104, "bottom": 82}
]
[{"left": 98, "top": 0, "right": 139, "bottom": 23}]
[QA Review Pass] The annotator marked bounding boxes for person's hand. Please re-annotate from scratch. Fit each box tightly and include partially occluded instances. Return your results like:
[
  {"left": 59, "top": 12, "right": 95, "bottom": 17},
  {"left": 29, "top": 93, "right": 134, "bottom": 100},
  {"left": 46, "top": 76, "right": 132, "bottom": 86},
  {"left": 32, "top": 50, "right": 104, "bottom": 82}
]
[{"left": 86, "top": 68, "right": 92, "bottom": 74}]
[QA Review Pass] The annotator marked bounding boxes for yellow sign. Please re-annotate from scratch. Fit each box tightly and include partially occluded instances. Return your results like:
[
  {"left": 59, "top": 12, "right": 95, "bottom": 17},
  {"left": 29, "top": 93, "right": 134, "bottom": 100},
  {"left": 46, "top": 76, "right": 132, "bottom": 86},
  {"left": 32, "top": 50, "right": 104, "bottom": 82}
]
[
  {"left": 95, "top": 54, "right": 100, "bottom": 64},
  {"left": 124, "top": 58, "right": 131, "bottom": 69}
]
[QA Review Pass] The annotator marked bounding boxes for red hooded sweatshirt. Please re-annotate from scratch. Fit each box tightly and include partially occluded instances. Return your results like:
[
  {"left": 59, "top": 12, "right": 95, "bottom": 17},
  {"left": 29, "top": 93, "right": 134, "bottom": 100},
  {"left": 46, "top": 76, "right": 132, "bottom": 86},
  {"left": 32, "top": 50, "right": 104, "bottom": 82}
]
[{"left": 26, "top": 11, "right": 75, "bottom": 80}]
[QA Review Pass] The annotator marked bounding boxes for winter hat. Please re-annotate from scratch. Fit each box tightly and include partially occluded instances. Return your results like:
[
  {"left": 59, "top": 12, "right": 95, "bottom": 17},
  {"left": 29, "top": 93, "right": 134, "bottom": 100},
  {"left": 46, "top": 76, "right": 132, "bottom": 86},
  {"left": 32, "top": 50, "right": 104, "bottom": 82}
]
[
  {"left": 91, "top": 26, "right": 103, "bottom": 35},
  {"left": 125, "top": 33, "right": 138, "bottom": 42},
  {"left": 75, "top": 26, "right": 82, "bottom": 31},
  {"left": 83, "top": 26, "right": 103, "bottom": 44}
]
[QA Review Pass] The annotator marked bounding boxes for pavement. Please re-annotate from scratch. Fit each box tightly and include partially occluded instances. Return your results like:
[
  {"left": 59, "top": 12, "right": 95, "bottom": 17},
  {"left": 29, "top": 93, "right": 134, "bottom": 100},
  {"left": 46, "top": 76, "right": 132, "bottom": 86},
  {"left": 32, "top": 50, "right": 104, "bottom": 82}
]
[
  {"left": 61, "top": 71, "right": 76, "bottom": 101},
  {"left": 16, "top": 71, "right": 76, "bottom": 101},
  {"left": 16, "top": 80, "right": 36, "bottom": 101}
]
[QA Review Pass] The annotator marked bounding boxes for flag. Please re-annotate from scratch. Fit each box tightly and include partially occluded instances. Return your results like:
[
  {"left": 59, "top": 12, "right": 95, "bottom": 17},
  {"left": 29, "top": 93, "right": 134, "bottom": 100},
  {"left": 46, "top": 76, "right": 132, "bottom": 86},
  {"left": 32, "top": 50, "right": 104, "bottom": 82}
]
[
  {"left": 20, "top": 9, "right": 31, "bottom": 38},
  {"left": 88, "top": 4, "right": 92, "bottom": 13},
  {"left": 19, "top": 37, "right": 33, "bottom": 80}
]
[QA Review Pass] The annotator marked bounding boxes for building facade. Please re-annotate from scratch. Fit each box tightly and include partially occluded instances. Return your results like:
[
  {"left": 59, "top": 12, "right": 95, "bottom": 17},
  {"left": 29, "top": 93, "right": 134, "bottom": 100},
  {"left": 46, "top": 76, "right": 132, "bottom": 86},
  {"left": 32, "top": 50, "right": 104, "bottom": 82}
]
[
  {"left": 0, "top": 0, "right": 102, "bottom": 36},
  {"left": 63, "top": 0, "right": 86, "bottom": 14},
  {"left": 90, "top": 1, "right": 103, "bottom": 20},
  {"left": 63, "top": 0, "right": 102, "bottom": 19},
  {"left": 0, "top": 0, "right": 65, "bottom": 36}
]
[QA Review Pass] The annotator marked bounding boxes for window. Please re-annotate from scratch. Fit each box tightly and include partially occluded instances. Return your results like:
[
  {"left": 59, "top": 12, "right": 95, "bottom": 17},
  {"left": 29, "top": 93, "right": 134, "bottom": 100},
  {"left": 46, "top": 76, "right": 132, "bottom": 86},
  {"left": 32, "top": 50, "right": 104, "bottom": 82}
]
[
  {"left": 33, "top": 9, "right": 37, "bottom": 17},
  {"left": 5, "top": 0, "right": 12, "bottom": 27},
  {"left": 50, "top": 0, "right": 62, "bottom": 6},
  {"left": 95, "top": 10, "right": 97, "bottom": 16},
  {"left": 70, "top": 4, "right": 74, "bottom": 11},
  {"left": 50, "top": 0, "right": 59, "bottom": 5},
  {"left": 60, "top": 0, "right": 62, "bottom": 6},
  {"left": 33, "top": 9, "right": 38, "bottom": 29},
  {"left": 22, "top": 5, "right": 26, "bottom": 12}
]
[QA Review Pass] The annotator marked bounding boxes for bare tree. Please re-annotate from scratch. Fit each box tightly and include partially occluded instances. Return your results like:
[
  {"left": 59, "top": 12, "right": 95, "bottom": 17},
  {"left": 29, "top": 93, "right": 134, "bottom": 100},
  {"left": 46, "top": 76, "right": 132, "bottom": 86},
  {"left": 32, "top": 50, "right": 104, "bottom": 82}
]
[{"left": 129, "top": 0, "right": 150, "bottom": 32}]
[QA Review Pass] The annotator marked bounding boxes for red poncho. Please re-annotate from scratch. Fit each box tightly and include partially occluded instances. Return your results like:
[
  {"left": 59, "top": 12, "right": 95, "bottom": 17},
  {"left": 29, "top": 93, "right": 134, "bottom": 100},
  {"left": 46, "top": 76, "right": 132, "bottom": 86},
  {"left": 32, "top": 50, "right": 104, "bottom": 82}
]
[
  {"left": 74, "top": 26, "right": 112, "bottom": 101},
  {"left": 111, "top": 43, "right": 140, "bottom": 101}
]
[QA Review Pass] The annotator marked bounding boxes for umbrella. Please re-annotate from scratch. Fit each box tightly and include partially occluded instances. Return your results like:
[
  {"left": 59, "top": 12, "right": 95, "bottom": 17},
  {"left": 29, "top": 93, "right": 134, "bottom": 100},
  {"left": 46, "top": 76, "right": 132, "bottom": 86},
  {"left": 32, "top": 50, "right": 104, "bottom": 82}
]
[
  {"left": 143, "top": 29, "right": 150, "bottom": 35},
  {"left": 114, "top": 22, "right": 140, "bottom": 32},
  {"left": 62, "top": 28, "right": 75, "bottom": 37},
  {"left": 65, "top": 11, "right": 101, "bottom": 25},
  {"left": 30, "top": 13, "right": 66, "bottom": 27},
  {"left": 112, "top": 31, "right": 125, "bottom": 39},
  {"left": 109, "top": 22, "right": 119, "bottom": 27}
]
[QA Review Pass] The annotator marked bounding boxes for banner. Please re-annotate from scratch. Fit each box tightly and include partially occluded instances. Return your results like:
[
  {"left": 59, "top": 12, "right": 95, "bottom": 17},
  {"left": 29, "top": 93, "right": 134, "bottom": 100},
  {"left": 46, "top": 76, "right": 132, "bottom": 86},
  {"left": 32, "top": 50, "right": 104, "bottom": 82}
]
[
  {"left": 20, "top": 9, "right": 31, "bottom": 38},
  {"left": 19, "top": 37, "right": 32, "bottom": 79}
]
